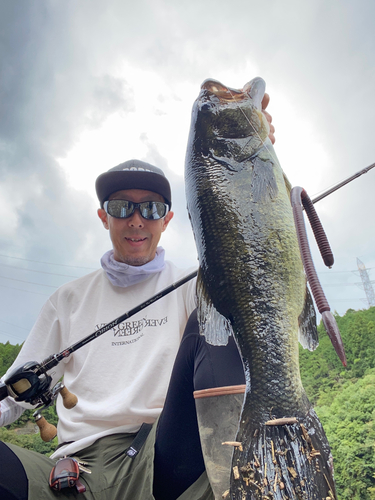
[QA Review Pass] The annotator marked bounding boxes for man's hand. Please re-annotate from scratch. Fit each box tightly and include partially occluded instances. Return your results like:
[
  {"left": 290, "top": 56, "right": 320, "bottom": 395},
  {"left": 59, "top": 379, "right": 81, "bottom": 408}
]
[{"left": 262, "top": 93, "right": 275, "bottom": 144}]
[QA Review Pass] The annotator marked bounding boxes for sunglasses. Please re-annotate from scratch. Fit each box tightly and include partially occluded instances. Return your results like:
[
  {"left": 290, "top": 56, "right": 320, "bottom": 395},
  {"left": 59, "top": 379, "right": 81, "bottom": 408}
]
[{"left": 103, "top": 199, "right": 169, "bottom": 220}]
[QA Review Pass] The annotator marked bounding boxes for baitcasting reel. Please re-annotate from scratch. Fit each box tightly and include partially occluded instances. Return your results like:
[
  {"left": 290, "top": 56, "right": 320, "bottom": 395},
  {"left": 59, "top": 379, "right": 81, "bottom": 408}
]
[
  {"left": 3, "top": 360, "right": 54, "bottom": 406},
  {"left": 0, "top": 360, "right": 77, "bottom": 441}
]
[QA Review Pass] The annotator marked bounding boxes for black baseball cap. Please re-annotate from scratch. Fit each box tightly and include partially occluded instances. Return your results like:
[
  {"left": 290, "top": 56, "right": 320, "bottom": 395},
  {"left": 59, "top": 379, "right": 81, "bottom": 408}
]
[{"left": 95, "top": 159, "right": 172, "bottom": 208}]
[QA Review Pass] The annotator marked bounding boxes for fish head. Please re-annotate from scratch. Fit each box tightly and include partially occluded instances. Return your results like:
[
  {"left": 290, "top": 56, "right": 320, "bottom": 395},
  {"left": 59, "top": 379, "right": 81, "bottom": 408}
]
[{"left": 188, "top": 77, "right": 270, "bottom": 162}]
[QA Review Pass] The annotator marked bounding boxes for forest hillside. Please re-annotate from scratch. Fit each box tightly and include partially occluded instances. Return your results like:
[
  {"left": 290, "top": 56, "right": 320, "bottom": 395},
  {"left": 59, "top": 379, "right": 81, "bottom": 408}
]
[
  {"left": 1, "top": 306, "right": 375, "bottom": 498},
  {"left": 300, "top": 306, "right": 375, "bottom": 499}
]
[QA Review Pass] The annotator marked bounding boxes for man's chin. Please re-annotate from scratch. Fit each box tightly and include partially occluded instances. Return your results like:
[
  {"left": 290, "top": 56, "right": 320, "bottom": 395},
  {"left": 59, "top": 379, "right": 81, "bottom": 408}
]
[{"left": 121, "top": 255, "right": 151, "bottom": 267}]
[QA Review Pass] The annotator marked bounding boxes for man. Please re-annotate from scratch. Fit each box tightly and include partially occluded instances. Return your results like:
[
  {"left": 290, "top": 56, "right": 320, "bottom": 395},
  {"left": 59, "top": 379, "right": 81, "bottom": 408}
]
[{"left": 0, "top": 100, "right": 275, "bottom": 500}]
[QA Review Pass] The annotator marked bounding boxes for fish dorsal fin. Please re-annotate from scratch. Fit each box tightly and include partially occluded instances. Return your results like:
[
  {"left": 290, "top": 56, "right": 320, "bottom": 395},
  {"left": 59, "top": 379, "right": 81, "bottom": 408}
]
[
  {"left": 196, "top": 270, "right": 233, "bottom": 346},
  {"left": 298, "top": 285, "right": 319, "bottom": 351}
]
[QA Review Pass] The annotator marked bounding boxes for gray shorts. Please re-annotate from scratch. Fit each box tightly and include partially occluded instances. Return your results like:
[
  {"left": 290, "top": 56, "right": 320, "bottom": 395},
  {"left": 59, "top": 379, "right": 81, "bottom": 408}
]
[{"left": 5, "top": 423, "right": 213, "bottom": 500}]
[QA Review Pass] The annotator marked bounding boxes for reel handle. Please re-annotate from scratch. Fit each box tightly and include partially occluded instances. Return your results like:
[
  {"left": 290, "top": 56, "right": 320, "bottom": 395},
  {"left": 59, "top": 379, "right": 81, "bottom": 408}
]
[
  {"left": 34, "top": 385, "right": 78, "bottom": 442},
  {"left": 34, "top": 413, "right": 57, "bottom": 442},
  {"left": 60, "top": 386, "right": 78, "bottom": 409}
]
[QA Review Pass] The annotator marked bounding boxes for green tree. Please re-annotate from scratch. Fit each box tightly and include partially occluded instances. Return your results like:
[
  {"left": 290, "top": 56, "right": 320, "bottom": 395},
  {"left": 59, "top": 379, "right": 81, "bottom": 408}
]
[
  {"left": 316, "top": 372, "right": 375, "bottom": 499},
  {"left": 0, "top": 427, "right": 57, "bottom": 456},
  {"left": 299, "top": 306, "right": 375, "bottom": 499},
  {"left": 0, "top": 341, "right": 23, "bottom": 374}
]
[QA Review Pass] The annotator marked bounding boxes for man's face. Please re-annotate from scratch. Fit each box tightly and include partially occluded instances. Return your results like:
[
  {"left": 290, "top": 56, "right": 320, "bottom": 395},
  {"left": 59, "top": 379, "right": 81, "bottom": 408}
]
[{"left": 98, "top": 189, "right": 174, "bottom": 266}]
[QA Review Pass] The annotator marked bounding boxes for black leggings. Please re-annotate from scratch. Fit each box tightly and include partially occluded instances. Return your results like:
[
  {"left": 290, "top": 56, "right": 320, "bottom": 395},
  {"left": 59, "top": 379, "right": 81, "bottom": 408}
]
[
  {"left": 0, "top": 310, "right": 244, "bottom": 500},
  {"left": 153, "top": 309, "right": 245, "bottom": 500},
  {"left": 0, "top": 442, "right": 28, "bottom": 500}
]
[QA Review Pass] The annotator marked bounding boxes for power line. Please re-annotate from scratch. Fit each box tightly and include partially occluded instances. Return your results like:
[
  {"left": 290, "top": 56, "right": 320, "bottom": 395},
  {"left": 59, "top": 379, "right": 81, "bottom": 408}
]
[
  {"left": 318, "top": 268, "right": 374, "bottom": 274},
  {"left": 0, "top": 253, "right": 97, "bottom": 270},
  {"left": 0, "top": 319, "right": 30, "bottom": 331},
  {"left": 0, "top": 330, "right": 26, "bottom": 342},
  {"left": 0, "top": 262, "right": 81, "bottom": 279},
  {"left": 320, "top": 282, "right": 375, "bottom": 287},
  {"left": 0, "top": 274, "right": 58, "bottom": 289},
  {"left": 326, "top": 298, "right": 363, "bottom": 302},
  {"left": 0, "top": 283, "right": 50, "bottom": 296}
]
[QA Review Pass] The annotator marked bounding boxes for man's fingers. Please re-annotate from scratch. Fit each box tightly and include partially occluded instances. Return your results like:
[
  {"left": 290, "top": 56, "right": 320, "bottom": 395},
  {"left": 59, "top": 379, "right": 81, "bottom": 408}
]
[
  {"left": 263, "top": 109, "right": 272, "bottom": 125},
  {"left": 261, "top": 92, "right": 270, "bottom": 110},
  {"left": 261, "top": 95, "right": 276, "bottom": 145}
]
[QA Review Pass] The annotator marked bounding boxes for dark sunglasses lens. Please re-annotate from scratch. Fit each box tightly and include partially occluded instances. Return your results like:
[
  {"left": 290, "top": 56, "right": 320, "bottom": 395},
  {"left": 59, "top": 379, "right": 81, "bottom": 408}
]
[
  {"left": 139, "top": 202, "right": 168, "bottom": 220},
  {"left": 105, "top": 200, "right": 168, "bottom": 219},
  {"left": 106, "top": 200, "right": 134, "bottom": 218}
]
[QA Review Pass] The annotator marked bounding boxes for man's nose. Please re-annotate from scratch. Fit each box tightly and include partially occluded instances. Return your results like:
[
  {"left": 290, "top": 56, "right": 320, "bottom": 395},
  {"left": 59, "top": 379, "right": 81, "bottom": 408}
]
[{"left": 127, "top": 209, "right": 144, "bottom": 227}]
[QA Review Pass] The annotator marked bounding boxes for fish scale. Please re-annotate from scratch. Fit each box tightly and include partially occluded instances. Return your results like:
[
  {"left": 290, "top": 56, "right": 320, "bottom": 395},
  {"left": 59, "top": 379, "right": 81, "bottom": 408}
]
[{"left": 185, "top": 77, "right": 337, "bottom": 499}]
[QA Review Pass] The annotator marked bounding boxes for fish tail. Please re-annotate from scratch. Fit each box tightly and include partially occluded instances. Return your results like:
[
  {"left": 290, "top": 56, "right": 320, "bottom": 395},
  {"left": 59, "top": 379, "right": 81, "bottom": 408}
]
[{"left": 230, "top": 408, "right": 337, "bottom": 499}]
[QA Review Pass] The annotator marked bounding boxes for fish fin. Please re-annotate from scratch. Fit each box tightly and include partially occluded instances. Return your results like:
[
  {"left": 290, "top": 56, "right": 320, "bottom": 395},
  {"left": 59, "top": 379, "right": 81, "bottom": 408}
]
[
  {"left": 231, "top": 405, "right": 337, "bottom": 499},
  {"left": 250, "top": 156, "right": 278, "bottom": 202},
  {"left": 210, "top": 153, "right": 243, "bottom": 172},
  {"left": 298, "top": 286, "right": 319, "bottom": 351},
  {"left": 197, "top": 272, "right": 233, "bottom": 346}
]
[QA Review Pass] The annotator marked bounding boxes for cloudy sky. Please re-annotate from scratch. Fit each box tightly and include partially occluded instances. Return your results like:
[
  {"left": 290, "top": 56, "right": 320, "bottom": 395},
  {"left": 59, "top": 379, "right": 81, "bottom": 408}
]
[{"left": 0, "top": 0, "right": 374, "bottom": 345}]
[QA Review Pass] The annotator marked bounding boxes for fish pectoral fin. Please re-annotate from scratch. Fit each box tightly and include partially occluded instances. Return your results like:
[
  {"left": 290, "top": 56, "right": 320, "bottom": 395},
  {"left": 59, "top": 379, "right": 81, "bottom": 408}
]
[
  {"left": 210, "top": 152, "right": 243, "bottom": 172},
  {"left": 197, "top": 273, "right": 234, "bottom": 346},
  {"left": 298, "top": 286, "right": 319, "bottom": 351},
  {"left": 251, "top": 157, "right": 278, "bottom": 203}
]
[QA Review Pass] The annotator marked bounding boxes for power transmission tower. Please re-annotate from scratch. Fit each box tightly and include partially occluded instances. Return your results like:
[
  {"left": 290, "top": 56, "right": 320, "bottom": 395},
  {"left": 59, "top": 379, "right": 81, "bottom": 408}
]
[{"left": 357, "top": 258, "right": 375, "bottom": 307}]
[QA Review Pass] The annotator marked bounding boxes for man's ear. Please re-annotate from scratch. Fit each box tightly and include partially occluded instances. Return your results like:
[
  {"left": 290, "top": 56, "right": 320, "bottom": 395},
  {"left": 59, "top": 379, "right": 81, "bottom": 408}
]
[
  {"left": 98, "top": 208, "right": 109, "bottom": 230},
  {"left": 161, "top": 210, "right": 174, "bottom": 232}
]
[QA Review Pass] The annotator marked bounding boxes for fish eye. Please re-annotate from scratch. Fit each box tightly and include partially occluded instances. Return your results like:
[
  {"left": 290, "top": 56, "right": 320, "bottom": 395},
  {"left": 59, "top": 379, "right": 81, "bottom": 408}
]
[{"left": 201, "top": 102, "right": 213, "bottom": 113}]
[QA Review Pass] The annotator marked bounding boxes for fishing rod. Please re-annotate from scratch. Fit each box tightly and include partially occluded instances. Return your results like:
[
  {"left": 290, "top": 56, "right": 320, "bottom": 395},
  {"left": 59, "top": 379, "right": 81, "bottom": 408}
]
[
  {"left": 0, "top": 269, "right": 198, "bottom": 436},
  {"left": 311, "top": 162, "right": 375, "bottom": 204},
  {"left": 295, "top": 161, "right": 375, "bottom": 266},
  {"left": 0, "top": 162, "right": 373, "bottom": 439}
]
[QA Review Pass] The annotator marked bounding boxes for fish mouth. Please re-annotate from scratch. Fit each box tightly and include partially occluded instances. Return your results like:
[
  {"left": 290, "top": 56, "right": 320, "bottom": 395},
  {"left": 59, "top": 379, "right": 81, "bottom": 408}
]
[
  {"left": 201, "top": 79, "right": 247, "bottom": 102},
  {"left": 201, "top": 77, "right": 266, "bottom": 109}
]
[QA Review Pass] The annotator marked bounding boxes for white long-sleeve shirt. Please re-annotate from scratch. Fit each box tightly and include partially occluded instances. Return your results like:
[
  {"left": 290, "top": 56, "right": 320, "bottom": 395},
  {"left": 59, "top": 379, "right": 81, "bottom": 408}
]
[{"left": 1, "top": 262, "right": 196, "bottom": 459}]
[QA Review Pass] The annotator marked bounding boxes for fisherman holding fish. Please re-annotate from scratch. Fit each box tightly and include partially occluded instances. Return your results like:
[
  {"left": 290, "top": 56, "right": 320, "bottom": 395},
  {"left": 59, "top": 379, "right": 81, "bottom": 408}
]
[{"left": 0, "top": 93, "right": 275, "bottom": 500}]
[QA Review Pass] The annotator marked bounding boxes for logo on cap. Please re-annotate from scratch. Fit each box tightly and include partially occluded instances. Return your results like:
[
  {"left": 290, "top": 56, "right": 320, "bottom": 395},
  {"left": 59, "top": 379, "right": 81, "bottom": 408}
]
[{"left": 121, "top": 167, "right": 153, "bottom": 172}]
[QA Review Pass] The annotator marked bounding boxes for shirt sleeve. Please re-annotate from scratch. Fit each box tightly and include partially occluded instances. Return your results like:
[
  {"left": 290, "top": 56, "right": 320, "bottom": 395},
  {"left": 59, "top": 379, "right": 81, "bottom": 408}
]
[
  {"left": 2, "top": 296, "right": 66, "bottom": 412},
  {"left": 0, "top": 396, "right": 25, "bottom": 427}
]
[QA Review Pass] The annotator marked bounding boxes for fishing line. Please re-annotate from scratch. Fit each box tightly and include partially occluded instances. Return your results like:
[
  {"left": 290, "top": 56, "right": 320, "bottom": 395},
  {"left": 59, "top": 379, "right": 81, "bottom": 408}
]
[{"left": 225, "top": 84, "right": 279, "bottom": 165}]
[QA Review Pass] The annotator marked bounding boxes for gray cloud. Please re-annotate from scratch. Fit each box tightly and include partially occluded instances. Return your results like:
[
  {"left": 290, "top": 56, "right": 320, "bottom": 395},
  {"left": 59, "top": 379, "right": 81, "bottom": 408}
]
[{"left": 0, "top": 0, "right": 374, "bottom": 343}]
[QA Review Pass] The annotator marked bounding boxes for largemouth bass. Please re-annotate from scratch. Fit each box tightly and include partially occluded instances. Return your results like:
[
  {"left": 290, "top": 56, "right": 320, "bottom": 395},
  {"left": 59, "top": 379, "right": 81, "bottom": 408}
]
[{"left": 185, "top": 78, "right": 337, "bottom": 499}]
